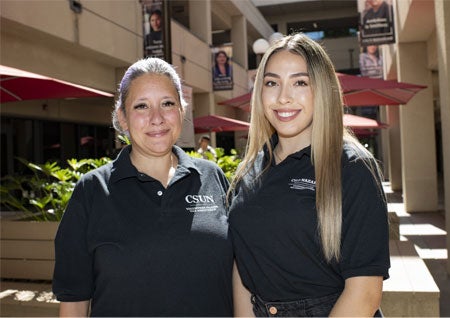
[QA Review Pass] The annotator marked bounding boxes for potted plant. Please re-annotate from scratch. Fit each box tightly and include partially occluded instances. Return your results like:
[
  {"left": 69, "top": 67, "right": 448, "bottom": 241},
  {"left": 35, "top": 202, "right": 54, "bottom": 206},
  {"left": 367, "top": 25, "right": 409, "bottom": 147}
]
[{"left": 0, "top": 157, "right": 111, "bottom": 280}]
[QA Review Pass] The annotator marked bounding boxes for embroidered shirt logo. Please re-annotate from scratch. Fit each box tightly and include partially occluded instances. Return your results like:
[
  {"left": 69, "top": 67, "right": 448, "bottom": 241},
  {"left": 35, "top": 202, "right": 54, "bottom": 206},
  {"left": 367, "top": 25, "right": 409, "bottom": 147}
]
[
  {"left": 185, "top": 194, "right": 218, "bottom": 213},
  {"left": 289, "top": 178, "right": 316, "bottom": 191}
]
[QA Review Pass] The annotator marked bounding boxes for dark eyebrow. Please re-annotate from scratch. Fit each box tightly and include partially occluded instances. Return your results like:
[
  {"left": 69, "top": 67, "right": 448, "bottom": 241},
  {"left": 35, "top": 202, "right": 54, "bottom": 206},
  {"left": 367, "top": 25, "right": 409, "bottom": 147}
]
[{"left": 263, "top": 72, "right": 309, "bottom": 78}]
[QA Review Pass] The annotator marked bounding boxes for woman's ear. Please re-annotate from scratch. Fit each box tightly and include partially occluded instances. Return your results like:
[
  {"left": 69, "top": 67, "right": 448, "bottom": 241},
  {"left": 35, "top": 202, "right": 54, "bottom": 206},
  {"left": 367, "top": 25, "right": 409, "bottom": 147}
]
[{"left": 117, "top": 108, "right": 128, "bottom": 132}]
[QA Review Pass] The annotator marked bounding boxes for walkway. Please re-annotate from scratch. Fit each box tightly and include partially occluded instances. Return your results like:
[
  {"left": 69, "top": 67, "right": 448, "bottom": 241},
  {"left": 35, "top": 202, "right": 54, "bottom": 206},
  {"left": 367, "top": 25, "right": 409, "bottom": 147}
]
[{"left": 384, "top": 182, "right": 449, "bottom": 317}]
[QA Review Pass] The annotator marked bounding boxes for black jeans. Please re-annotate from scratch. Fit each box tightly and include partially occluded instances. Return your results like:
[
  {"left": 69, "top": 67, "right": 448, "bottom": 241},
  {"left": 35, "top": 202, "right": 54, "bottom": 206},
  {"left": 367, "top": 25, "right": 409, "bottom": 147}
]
[{"left": 251, "top": 293, "right": 383, "bottom": 317}]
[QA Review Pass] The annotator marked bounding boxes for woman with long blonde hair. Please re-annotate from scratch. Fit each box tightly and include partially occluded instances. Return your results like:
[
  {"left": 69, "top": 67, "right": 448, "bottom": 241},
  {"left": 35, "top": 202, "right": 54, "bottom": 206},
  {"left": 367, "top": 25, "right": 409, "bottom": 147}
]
[{"left": 229, "top": 34, "right": 389, "bottom": 317}]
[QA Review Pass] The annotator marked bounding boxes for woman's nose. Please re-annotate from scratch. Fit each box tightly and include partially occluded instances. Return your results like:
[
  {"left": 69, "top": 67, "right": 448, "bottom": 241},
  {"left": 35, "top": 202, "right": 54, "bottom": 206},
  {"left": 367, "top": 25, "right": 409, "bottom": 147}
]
[
  {"left": 278, "top": 85, "right": 293, "bottom": 104},
  {"left": 149, "top": 108, "right": 164, "bottom": 125}
]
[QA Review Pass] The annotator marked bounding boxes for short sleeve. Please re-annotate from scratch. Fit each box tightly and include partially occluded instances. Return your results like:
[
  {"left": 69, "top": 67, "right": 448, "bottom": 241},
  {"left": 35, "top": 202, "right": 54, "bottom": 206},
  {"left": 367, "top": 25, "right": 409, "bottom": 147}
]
[
  {"left": 339, "top": 159, "right": 390, "bottom": 280},
  {"left": 52, "top": 181, "right": 94, "bottom": 301}
]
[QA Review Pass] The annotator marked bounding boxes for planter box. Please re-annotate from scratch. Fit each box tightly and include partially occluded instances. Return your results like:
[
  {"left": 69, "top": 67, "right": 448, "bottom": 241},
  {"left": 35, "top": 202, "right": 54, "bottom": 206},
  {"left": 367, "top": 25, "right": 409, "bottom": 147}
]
[{"left": 1, "top": 220, "right": 59, "bottom": 280}]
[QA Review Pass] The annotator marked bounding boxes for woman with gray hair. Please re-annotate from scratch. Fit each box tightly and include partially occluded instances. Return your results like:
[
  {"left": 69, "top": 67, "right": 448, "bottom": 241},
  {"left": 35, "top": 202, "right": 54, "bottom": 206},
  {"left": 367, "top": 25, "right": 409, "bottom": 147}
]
[{"left": 53, "top": 58, "right": 233, "bottom": 317}]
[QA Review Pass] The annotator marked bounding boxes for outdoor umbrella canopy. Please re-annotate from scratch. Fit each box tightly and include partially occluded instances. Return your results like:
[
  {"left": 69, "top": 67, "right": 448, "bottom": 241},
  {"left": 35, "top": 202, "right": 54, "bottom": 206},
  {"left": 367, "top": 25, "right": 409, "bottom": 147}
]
[
  {"left": 219, "top": 73, "right": 426, "bottom": 109},
  {"left": 343, "top": 113, "right": 388, "bottom": 129},
  {"left": 193, "top": 114, "right": 250, "bottom": 133},
  {"left": 0, "top": 65, "right": 114, "bottom": 103},
  {"left": 218, "top": 92, "right": 252, "bottom": 110},
  {"left": 337, "top": 73, "right": 427, "bottom": 106}
]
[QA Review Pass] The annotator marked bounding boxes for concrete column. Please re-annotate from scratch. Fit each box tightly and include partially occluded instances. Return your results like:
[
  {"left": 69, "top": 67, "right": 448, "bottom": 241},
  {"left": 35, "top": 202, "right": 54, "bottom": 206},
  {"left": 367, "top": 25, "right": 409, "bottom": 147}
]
[
  {"left": 231, "top": 15, "right": 248, "bottom": 69},
  {"left": 189, "top": 0, "right": 212, "bottom": 45},
  {"left": 434, "top": 0, "right": 450, "bottom": 274},
  {"left": 278, "top": 22, "right": 288, "bottom": 36},
  {"left": 379, "top": 107, "right": 390, "bottom": 179},
  {"left": 193, "top": 92, "right": 216, "bottom": 145},
  {"left": 386, "top": 106, "right": 402, "bottom": 190},
  {"left": 397, "top": 42, "right": 438, "bottom": 212}
]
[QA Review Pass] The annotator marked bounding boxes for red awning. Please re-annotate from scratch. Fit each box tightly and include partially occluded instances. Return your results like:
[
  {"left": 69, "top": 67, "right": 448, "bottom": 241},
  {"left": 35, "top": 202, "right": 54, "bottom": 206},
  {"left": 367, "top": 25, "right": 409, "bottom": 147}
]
[
  {"left": 193, "top": 114, "right": 250, "bottom": 133},
  {"left": 343, "top": 113, "right": 388, "bottom": 129},
  {"left": 218, "top": 92, "right": 252, "bottom": 108},
  {"left": 0, "top": 65, "right": 114, "bottom": 102},
  {"left": 219, "top": 73, "right": 426, "bottom": 110},
  {"left": 337, "top": 73, "right": 427, "bottom": 106}
]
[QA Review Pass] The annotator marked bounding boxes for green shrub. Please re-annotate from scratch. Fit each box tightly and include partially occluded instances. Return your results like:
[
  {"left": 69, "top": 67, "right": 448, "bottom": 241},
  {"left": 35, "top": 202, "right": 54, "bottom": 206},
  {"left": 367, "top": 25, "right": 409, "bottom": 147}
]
[
  {"left": 1, "top": 148, "right": 241, "bottom": 221},
  {"left": 0, "top": 157, "right": 111, "bottom": 221},
  {"left": 186, "top": 147, "right": 242, "bottom": 181}
]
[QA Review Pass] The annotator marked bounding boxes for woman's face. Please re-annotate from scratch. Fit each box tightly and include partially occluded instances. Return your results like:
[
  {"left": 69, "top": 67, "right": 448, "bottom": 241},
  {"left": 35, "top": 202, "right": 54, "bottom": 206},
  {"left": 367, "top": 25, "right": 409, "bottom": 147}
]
[
  {"left": 262, "top": 50, "right": 314, "bottom": 145},
  {"left": 216, "top": 53, "right": 227, "bottom": 65},
  {"left": 150, "top": 13, "right": 162, "bottom": 31},
  {"left": 367, "top": 45, "right": 378, "bottom": 54},
  {"left": 119, "top": 73, "right": 183, "bottom": 158}
]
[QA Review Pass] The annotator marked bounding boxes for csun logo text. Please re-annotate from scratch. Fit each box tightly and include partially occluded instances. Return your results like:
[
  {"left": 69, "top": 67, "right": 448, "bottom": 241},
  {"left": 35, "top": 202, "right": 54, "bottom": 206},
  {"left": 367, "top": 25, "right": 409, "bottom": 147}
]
[{"left": 185, "top": 195, "right": 215, "bottom": 204}]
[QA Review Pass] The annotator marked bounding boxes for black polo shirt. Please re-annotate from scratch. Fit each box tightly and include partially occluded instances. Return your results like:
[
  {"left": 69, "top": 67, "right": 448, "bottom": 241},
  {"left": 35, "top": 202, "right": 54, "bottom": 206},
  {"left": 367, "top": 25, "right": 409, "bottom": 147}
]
[
  {"left": 53, "top": 145, "right": 233, "bottom": 317},
  {"left": 229, "top": 135, "right": 390, "bottom": 302}
]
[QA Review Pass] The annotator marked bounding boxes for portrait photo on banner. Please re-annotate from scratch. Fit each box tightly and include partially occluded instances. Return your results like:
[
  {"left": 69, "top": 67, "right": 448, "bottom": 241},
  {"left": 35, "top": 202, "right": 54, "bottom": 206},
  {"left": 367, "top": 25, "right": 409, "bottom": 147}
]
[
  {"left": 359, "top": 44, "right": 383, "bottom": 79},
  {"left": 212, "top": 46, "right": 233, "bottom": 91},
  {"left": 358, "top": 0, "right": 395, "bottom": 46},
  {"left": 143, "top": 0, "right": 164, "bottom": 59}
]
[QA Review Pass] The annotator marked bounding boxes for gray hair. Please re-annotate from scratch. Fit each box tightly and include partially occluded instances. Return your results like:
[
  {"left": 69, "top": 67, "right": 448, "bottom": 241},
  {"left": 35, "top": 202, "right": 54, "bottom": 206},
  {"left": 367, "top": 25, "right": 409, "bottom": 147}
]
[{"left": 112, "top": 58, "right": 187, "bottom": 134}]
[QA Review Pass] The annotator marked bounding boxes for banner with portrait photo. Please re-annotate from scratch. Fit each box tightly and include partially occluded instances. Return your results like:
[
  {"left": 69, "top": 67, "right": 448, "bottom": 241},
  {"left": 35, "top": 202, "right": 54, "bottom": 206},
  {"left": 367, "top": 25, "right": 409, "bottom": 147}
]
[
  {"left": 142, "top": 0, "right": 165, "bottom": 59},
  {"left": 212, "top": 46, "right": 233, "bottom": 91},
  {"left": 359, "top": 45, "right": 383, "bottom": 78},
  {"left": 358, "top": 0, "right": 395, "bottom": 46}
]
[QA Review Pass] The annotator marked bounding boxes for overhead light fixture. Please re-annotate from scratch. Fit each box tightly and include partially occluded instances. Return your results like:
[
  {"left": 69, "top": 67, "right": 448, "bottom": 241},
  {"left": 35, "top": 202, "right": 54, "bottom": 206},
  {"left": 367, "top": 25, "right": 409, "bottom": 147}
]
[
  {"left": 269, "top": 32, "right": 284, "bottom": 45},
  {"left": 252, "top": 38, "right": 270, "bottom": 55},
  {"left": 69, "top": 0, "right": 82, "bottom": 13}
]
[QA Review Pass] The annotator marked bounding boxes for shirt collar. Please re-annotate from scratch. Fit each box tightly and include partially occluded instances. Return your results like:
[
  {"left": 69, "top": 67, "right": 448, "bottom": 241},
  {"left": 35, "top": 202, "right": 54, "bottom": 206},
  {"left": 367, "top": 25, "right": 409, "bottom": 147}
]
[
  {"left": 110, "top": 145, "right": 200, "bottom": 183},
  {"left": 263, "top": 133, "right": 311, "bottom": 165}
]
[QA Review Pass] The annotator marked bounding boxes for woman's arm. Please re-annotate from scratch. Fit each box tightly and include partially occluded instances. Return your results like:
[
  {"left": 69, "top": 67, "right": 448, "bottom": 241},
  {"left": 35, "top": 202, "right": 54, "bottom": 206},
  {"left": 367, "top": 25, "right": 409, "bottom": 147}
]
[
  {"left": 233, "top": 262, "right": 254, "bottom": 317},
  {"left": 329, "top": 276, "right": 383, "bottom": 317},
  {"left": 59, "top": 300, "right": 90, "bottom": 317}
]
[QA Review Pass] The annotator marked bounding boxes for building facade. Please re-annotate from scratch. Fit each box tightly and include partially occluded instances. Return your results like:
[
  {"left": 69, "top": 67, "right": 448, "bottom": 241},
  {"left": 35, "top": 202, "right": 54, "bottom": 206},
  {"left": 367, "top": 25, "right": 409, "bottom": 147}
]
[
  {"left": 1, "top": 0, "right": 449, "bottom": 273},
  {"left": 0, "top": 0, "right": 273, "bottom": 175}
]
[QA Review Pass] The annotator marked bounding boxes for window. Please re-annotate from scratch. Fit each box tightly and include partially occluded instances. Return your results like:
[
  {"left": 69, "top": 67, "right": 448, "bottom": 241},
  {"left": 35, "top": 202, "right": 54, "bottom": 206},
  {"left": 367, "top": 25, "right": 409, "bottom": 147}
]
[{"left": 1, "top": 117, "right": 115, "bottom": 177}]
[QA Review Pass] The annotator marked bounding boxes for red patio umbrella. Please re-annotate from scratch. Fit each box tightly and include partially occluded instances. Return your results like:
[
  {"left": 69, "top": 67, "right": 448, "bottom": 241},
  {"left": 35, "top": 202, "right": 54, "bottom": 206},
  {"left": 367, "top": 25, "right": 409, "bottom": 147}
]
[
  {"left": 0, "top": 65, "right": 114, "bottom": 103},
  {"left": 219, "top": 73, "right": 426, "bottom": 110},
  {"left": 343, "top": 113, "right": 388, "bottom": 129},
  {"left": 218, "top": 92, "right": 252, "bottom": 111},
  {"left": 337, "top": 73, "right": 427, "bottom": 106},
  {"left": 193, "top": 114, "right": 250, "bottom": 133}
]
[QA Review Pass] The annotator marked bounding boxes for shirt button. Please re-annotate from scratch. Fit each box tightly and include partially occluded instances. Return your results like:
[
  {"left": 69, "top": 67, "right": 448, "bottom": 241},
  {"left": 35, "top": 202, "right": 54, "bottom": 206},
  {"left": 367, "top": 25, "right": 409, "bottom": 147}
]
[
  {"left": 269, "top": 306, "right": 277, "bottom": 315},
  {"left": 157, "top": 190, "right": 163, "bottom": 196}
]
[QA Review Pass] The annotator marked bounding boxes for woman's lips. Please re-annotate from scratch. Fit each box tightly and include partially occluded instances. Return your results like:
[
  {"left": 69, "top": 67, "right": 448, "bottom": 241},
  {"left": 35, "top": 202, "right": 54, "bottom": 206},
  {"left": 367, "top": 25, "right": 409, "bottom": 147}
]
[
  {"left": 274, "top": 109, "right": 301, "bottom": 121},
  {"left": 146, "top": 129, "right": 169, "bottom": 137}
]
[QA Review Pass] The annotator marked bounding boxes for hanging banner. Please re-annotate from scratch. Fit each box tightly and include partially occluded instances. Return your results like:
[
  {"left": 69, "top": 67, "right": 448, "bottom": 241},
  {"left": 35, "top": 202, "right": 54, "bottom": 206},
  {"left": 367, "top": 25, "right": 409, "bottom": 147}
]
[
  {"left": 359, "top": 45, "right": 383, "bottom": 78},
  {"left": 358, "top": 0, "right": 395, "bottom": 46},
  {"left": 142, "top": 0, "right": 165, "bottom": 59},
  {"left": 212, "top": 46, "right": 233, "bottom": 91},
  {"left": 176, "top": 85, "right": 195, "bottom": 148}
]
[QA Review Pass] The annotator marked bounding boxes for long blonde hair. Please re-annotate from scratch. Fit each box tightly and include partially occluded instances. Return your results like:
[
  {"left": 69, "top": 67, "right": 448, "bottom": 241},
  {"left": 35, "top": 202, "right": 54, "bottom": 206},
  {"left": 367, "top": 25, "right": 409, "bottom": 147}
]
[{"left": 229, "top": 33, "right": 384, "bottom": 262}]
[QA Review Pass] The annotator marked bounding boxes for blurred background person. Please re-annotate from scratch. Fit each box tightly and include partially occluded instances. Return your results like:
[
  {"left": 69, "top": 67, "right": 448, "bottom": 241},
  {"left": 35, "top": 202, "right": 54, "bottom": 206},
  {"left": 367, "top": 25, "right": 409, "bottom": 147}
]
[{"left": 197, "top": 135, "right": 217, "bottom": 159}]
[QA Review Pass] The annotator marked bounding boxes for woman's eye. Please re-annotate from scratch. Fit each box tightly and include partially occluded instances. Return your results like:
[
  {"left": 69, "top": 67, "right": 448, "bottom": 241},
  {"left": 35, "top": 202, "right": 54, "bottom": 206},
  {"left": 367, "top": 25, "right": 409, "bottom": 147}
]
[
  {"left": 134, "top": 103, "right": 147, "bottom": 109},
  {"left": 264, "top": 80, "right": 277, "bottom": 87},
  {"left": 162, "top": 101, "right": 176, "bottom": 107},
  {"left": 294, "top": 80, "right": 308, "bottom": 86}
]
